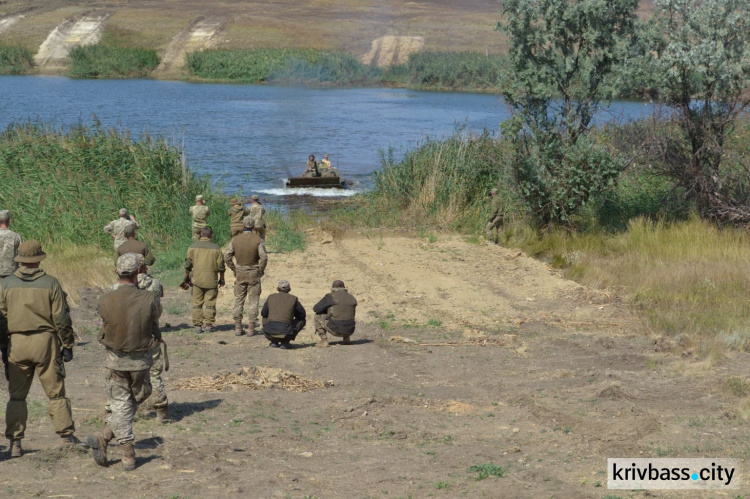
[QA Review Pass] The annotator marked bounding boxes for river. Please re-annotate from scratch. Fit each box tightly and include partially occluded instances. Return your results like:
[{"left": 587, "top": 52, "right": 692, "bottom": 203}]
[{"left": 0, "top": 76, "right": 654, "bottom": 203}]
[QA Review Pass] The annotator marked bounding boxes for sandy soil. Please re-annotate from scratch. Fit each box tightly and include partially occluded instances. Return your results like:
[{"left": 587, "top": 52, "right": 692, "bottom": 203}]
[
  {"left": 362, "top": 36, "right": 425, "bottom": 68},
  {"left": 0, "top": 229, "right": 748, "bottom": 498}
]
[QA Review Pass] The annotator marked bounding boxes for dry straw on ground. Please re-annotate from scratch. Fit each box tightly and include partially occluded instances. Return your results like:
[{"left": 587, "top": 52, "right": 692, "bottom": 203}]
[{"left": 173, "top": 366, "right": 329, "bottom": 392}]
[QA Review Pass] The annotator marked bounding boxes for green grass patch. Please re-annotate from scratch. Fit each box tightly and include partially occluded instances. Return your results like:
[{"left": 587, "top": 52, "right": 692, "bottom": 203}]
[
  {"left": 0, "top": 44, "right": 34, "bottom": 74},
  {"left": 384, "top": 51, "right": 507, "bottom": 91},
  {"left": 264, "top": 210, "right": 308, "bottom": 253},
  {"left": 468, "top": 462, "right": 505, "bottom": 480},
  {"left": 68, "top": 44, "right": 159, "bottom": 78}
]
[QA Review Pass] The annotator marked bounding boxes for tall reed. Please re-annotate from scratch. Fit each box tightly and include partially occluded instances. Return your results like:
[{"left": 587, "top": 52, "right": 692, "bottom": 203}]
[
  {"left": 0, "top": 44, "right": 33, "bottom": 74},
  {"left": 68, "top": 45, "right": 159, "bottom": 78}
]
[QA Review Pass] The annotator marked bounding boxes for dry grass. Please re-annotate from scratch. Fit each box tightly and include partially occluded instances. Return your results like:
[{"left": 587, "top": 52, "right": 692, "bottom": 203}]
[
  {"left": 173, "top": 366, "right": 329, "bottom": 392},
  {"left": 40, "top": 243, "right": 114, "bottom": 306},
  {"left": 0, "top": 9, "right": 72, "bottom": 52}
]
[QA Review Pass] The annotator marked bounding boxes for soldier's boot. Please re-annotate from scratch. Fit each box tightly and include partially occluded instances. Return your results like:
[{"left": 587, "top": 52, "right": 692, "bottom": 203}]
[
  {"left": 234, "top": 321, "right": 244, "bottom": 336},
  {"left": 122, "top": 444, "right": 136, "bottom": 471},
  {"left": 317, "top": 332, "right": 329, "bottom": 347},
  {"left": 87, "top": 427, "right": 114, "bottom": 467},
  {"left": 247, "top": 323, "right": 257, "bottom": 336},
  {"left": 156, "top": 404, "right": 172, "bottom": 423},
  {"left": 8, "top": 439, "right": 22, "bottom": 458},
  {"left": 194, "top": 325, "right": 203, "bottom": 334},
  {"left": 343, "top": 336, "right": 351, "bottom": 345},
  {"left": 60, "top": 434, "right": 90, "bottom": 450},
  {"left": 204, "top": 324, "right": 214, "bottom": 334}
]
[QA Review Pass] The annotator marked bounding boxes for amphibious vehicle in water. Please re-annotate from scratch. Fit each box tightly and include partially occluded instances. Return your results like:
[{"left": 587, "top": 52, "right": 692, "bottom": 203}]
[{"left": 285, "top": 176, "right": 348, "bottom": 189}]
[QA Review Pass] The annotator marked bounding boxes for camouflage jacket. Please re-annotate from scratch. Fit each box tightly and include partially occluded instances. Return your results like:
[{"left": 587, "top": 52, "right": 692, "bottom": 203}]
[
  {"left": 189, "top": 205, "right": 210, "bottom": 226},
  {"left": 0, "top": 228, "right": 23, "bottom": 277},
  {"left": 489, "top": 196, "right": 505, "bottom": 220},
  {"left": 104, "top": 218, "right": 139, "bottom": 250},
  {"left": 247, "top": 203, "right": 265, "bottom": 224}
]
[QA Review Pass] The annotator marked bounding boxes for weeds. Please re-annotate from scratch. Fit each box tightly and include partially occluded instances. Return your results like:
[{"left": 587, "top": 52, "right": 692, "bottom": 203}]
[
  {"left": 264, "top": 210, "right": 307, "bottom": 253},
  {"left": 468, "top": 463, "right": 505, "bottom": 480},
  {"left": 0, "top": 44, "right": 33, "bottom": 74},
  {"left": 68, "top": 44, "right": 159, "bottom": 78}
]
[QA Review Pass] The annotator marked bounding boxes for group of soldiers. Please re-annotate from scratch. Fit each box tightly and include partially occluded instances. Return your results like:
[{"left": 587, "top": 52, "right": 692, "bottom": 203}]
[{"left": 302, "top": 153, "right": 339, "bottom": 178}]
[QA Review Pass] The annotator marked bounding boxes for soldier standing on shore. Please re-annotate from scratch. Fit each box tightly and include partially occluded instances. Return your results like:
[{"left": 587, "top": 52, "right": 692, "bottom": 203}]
[
  {"left": 247, "top": 195, "right": 266, "bottom": 240},
  {"left": 0, "top": 210, "right": 23, "bottom": 283},
  {"left": 224, "top": 216, "right": 267, "bottom": 336},
  {"left": 185, "top": 226, "right": 225, "bottom": 333},
  {"left": 89, "top": 254, "right": 162, "bottom": 470},
  {"left": 189, "top": 195, "right": 210, "bottom": 242},
  {"left": 486, "top": 188, "right": 505, "bottom": 245},
  {"left": 228, "top": 197, "right": 248, "bottom": 237},
  {"left": 104, "top": 208, "right": 139, "bottom": 251},
  {"left": 0, "top": 241, "right": 86, "bottom": 458}
]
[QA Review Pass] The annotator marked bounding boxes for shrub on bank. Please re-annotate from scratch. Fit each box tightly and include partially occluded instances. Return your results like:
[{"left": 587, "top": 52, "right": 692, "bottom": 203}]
[
  {"left": 68, "top": 45, "right": 159, "bottom": 78},
  {"left": 386, "top": 51, "right": 506, "bottom": 90},
  {"left": 0, "top": 44, "right": 33, "bottom": 74}
]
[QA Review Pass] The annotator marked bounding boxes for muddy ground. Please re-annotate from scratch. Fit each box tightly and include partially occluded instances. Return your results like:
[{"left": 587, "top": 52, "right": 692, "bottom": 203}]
[{"left": 0, "top": 229, "right": 748, "bottom": 498}]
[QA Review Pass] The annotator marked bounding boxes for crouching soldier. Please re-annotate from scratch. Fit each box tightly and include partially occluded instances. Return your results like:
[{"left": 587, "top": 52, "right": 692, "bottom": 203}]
[
  {"left": 261, "top": 280, "right": 306, "bottom": 349},
  {"left": 313, "top": 280, "right": 357, "bottom": 347},
  {"left": 89, "top": 254, "right": 162, "bottom": 471}
]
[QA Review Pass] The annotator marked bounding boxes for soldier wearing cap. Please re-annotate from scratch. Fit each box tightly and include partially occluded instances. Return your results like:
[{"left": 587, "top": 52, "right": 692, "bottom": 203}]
[
  {"left": 260, "top": 280, "right": 306, "bottom": 349},
  {"left": 224, "top": 216, "right": 267, "bottom": 336},
  {"left": 104, "top": 208, "right": 139, "bottom": 251},
  {"left": 246, "top": 195, "right": 266, "bottom": 240},
  {"left": 313, "top": 280, "right": 358, "bottom": 347},
  {"left": 189, "top": 195, "right": 210, "bottom": 242},
  {"left": 185, "top": 226, "right": 225, "bottom": 333},
  {"left": 89, "top": 253, "right": 162, "bottom": 471},
  {"left": 486, "top": 188, "right": 505, "bottom": 245},
  {"left": 0, "top": 210, "right": 23, "bottom": 282},
  {"left": 302, "top": 154, "right": 320, "bottom": 178},
  {"left": 116, "top": 224, "right": 155, "bottom": 266},
  {"left": 227, "top": 197, "right": 249, "bottom": 238},
  {"left": 320, "top": 154, "right": 331, "bottom": 169},
  {"left": 0, "top": 241, "right": 86, "bottom": 458}
]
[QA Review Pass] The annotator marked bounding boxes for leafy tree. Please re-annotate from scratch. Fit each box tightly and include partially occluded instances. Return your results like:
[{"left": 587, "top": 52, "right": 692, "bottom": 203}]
[{"left": 496, "top": 0, "right": 638, "bottom": 225}]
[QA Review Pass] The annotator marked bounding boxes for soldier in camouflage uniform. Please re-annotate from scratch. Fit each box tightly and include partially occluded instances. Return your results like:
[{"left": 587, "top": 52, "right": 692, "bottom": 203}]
[
  {"left": 247, "top": 195, "right": 266, "bottom": 240},
  {"left": 224, "top": 216, "right": 267, "bottom": 336},
  {"left": 88, "top": 253, "right": 162, "bottom": 471},
  {"left": 227, "top": 197, "right": 248, "bottom": 237},
  {"left": 103, "top": 208, "right": 139, "bottom": 251},
  {"left": 116, "top": 224, "right": 155, "bottom": 266},
  {"left": 486, "top": 188, "right": 505, "bottom": 245},
  {"left": 109, "top": 255, "right": 169, "bottom": 422},
  {"left": 0, "top": 210, "right": 23, "bottom": 282},
  {"left": 302, "top": 154, "right": 320, "bottom": 178},
  {"left": 0, "top": 241, "right": 86, "bottom": 458},
  {"left": 313, "top": 280, "right": 358, "bottom": 347},
  {"left": 185, "top": 226, "right": 225, "bottom": 333},
  {"left": 189, "top": 195, "right": 210, "bottom": 242}
]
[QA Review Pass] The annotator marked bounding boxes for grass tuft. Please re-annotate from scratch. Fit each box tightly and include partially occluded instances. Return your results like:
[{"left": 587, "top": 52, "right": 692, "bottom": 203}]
[
  {"left": 0, "top": 44, "right": 34, "bottom": 74},
  {"left": 68, "top": 44, "right": 159, "bottom": 78}
]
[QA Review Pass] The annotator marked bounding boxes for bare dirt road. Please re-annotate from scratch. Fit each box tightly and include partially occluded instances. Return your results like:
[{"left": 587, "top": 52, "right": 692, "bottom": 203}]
[{"left": 0, "top": 229, "right": 747, "bottom": 498}]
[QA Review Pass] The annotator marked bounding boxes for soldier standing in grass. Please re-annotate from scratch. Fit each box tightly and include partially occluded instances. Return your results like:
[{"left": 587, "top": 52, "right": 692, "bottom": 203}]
[
  {"left": 228, "top": 197, "right": 248, "bottom": 237},
  {"left": 116, "top": 224, "right": 155, "bottom": 266},
  {"left": 261, "top": 280, "right": 306, "bottom": 349},
  {"left": 89, "top": 253, "right": 162, "bottom": 471},
  {"left": 0, "top": 241, "right": 87, "bottom": 458},
  {"left": 189, "top": 194, "right": 210, "bottom": 242},
  {"left": 185, "top": 226, "right": 225, "bottom": 333},
  {"left": 313, "top": 280, "right": 358, "bottom": 347},
  {"left": 247, "top": 194, "right": 266, "bottom": 240},
  {"left": 486, "top": 188, "right": 505, "bottom": 245},
  {"left": 0, "top": 210, "right": 23, "bottom": 283},
  {"left": 224, "top": 216, "right": 267, "bottom": 336},
  {"left": 104, "top": 208, "right": 139, "bottom": 251}
]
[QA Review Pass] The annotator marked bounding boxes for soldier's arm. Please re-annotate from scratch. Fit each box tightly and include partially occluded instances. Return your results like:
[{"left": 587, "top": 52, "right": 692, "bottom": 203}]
[
  {"left": 260, "top": 300, "right": 269, "bottom": 319},
  {"left": 258, "top": 242, "right": 268, "bottom": 275},
  {"left": 103, "top": 221, "right": 114, "bottom": 236},
  {"left": 150, "top": 294, "right": 162, "bottom": 342},
  {"left": 223, "top": 241, "right": 236, "bottom": 272},
  {"left": 144, "top": 246, "right": 156, "bottom": 266},
  {"left": 184, "top": 251, "right": 193, "bottom": 280},
  {"left": 216, "top": 250, "right": 226, "bottom": 274},
  {"left": 51, "top": 282, "right": 75, "bottom": 349},
  {"left": 0, "top": 288, "right": 8, "bottom": 350},
  {"left": 206, "top": 207, "right": 211, "bottom": 217},
  {"left": 313, "top": 294, "right": 334, "bottom": 315},
  {"left": 294, "top": 299, "right": 307, "bottom": 321}
]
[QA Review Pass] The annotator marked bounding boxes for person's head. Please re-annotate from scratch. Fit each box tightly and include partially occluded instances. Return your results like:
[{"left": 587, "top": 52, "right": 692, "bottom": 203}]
[
  {"left": 14, "top": 240, "right": 46, "bottom": 268},
  {"left": 324, "top": 154, "right": 329, "bottom": 160},
  {"left": 277, "top": 279, "right": 291, "bottom": 293},
  {"left": 332, "top": 280, "right": 345, "bottom": 290},
  {"left": 116, "top": 253, "right": 140, "bottom": 284},
  {"left": 195, "top": 194, "right": 204, "bottom": 205},
  {"left": 490, "top": 188, "right": 498, "bottom": 197},
  {"left": 309, "top": 154, "right": 315, "bottom": 161},
  {"left": 229, "top": 197, "right": 239, "bottom": 206},
  {"left": 119, "top": 208, "right": 129, "bottom": 219},
  {"left": 200, "top": 225, "right": 213, "bottom": 239},
  {"left": 123, "top": 223, "right": 137, "bottom": 239},
  {"left": 242, "top": 216, "right": 255, "bottom": 231},
  {"left": 251, "top": 194, "right": 259, "bottom": 202},
  {"left": 0, "top": 209, "right": 10, "bottom": 228}
]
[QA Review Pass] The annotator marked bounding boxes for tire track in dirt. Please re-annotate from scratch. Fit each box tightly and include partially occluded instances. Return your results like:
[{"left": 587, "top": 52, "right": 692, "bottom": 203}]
[
  {"left": 33, "top": 12, "right": 110, "bottom": 70},
  {"left": 153, "top": 16, "right": 226, "bottom": 78},
  {"left": 362, "top": 35, "right": 424, "bottom": 67}
]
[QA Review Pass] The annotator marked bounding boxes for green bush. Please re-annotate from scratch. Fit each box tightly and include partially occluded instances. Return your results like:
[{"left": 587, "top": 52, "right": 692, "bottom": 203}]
[
  {"left": 386, "top": 51, "right": 506, "bottom": 90},
  {"left": 0, "top": 45, "right": 33, "bottom": 74},
  {"left": 68, "top": 45, "right": 159, "bottom": 78}
]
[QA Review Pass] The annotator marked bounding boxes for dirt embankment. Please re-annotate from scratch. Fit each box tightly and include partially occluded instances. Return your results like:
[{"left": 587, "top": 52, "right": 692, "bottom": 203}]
[{"left": 0, "top": 230, "right": 748, "bottom": 497}]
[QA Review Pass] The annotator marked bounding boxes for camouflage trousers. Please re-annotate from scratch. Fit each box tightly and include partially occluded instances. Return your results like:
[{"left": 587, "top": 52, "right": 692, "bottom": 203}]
[
  {"left": 5, "top": 331, "right": 75, "bottom": 440},
  {"left": 233, "top": 268, "right": 261, "bottom": 325},
  {"left": 314, "top": 314, "right": 350, "bottom": 339},
  {"left": 105, "top": 368, "right": 151, "bottom": 445},
  {"left": 191, "top": 224, "right": 205, "bottom": 242},
  {"left": 486, "top": 216, "right": 503, "bottom": 244},
  {"left": 105, "top": 346, "right": 165, "bottom": 412},
  {"left": 192, "top": 286, "right": 218, "bottom": 326}
]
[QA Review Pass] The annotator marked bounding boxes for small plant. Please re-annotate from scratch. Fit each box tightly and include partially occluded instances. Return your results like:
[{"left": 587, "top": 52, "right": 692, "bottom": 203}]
[
  {"left": 435, "top": 481, "right": 451, "bottom": 490},
  {"left": 468, "top": 463, "right": 505, "bottom": 480}
]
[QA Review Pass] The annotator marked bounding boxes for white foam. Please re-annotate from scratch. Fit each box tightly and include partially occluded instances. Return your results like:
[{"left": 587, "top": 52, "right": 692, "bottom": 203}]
[{"left": 256, "top": 187, "right": 363, "bottom": 197}]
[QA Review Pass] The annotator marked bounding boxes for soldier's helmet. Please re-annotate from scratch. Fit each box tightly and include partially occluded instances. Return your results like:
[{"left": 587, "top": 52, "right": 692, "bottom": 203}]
[
  {"left": 116, "top": 253, "right": 140, "bottom": 277},
  {"left": 490, "top": 188, "right": 498, "bottom": 195}
]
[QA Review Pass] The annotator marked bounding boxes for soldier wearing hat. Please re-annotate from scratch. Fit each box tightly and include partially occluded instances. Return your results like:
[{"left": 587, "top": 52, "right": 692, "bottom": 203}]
[
  {"left": 185, "top": 226, "right": 225, "bottom": 333},
  {"left": 260, "top": 280, "right": 306, "bottom": 349},
  {"left": 0, "top": 210, "right": 23, "bottom": 282},
  {"left": 320, "top": 154, "right": 331, "bottom": 169},
  {"left": 224, "top": 216, "right": 267, "bottom": 336},
  {"left": 189, "top": 195, "right": 210, "bottom": 242},
  {"left": 313, "top": 280, "right": 358, "bottom": 347},
  {"left": 0, "top": 241, "right": 86, "bottom": 458},
  {"left": 486, "top": 188, "right": 505, "bottom": 245},
  {"left": 227, "top": 197, "right": 249, "bottom": 238},
  {"left": 89, "top": 253, "right": 162, "bottom": 471},
  {"left": 116, "top": 223, "right": 155, "bottom": 266},
  {"left": 302, "top": 154, "right": 320, "bottom": 178},
  {"left": 246, "top": 195, "right": 266, "bottom": 240},
  {"left": 104, "top": 208, "right": 139, "bottom": 251}
]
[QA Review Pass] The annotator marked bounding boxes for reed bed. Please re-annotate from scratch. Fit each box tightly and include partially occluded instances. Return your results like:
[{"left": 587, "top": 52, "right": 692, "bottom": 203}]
[
  {"left": 0, "top": 44, "right": 33, "bottom": 74},
  {"left": 68, "top": 45, "right": 159, "bottom": 78}
]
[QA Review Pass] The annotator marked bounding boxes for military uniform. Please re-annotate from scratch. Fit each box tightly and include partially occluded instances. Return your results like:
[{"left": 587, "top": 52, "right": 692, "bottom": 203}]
[
  {"left": 0, "top": 227, "right": 23, "bottom": 280},
  {"left": 185, "top": 238, "right": 225, "bottom": 330},
  {"left": 261, "top": 284, "right": 306, "bottom": 348},
  {"left": 189, "top": 204, "right": 210, "bottom": 242},
  {"left": 0, "top": 250, "right": 77, "bottom": 447},
  {"left": 117, "top": 239, "right": 156, "bottom": 266},
  {"left": 224, "top": 227, "right": 267, "bottom": 334},
  {"left": 302, "top": 160, "right": 319, "bottom": 178},
  {"left": 228, "top": 202, "right": 248, "bottom": 237},
  {"left": 313, "top": 287, "right": 358, "bottom": 346},
  {"left": 486, "top": 194, "right": 505, "bottom": 244},
  {"left": 104, "top": 218, "right": 139, "bottom": 251},
  {"left": 247, "top": 201, "right": 266, "bottom": 240},
  {"left": 93, "top": 264, "right": 161, "bottom": 470}
]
